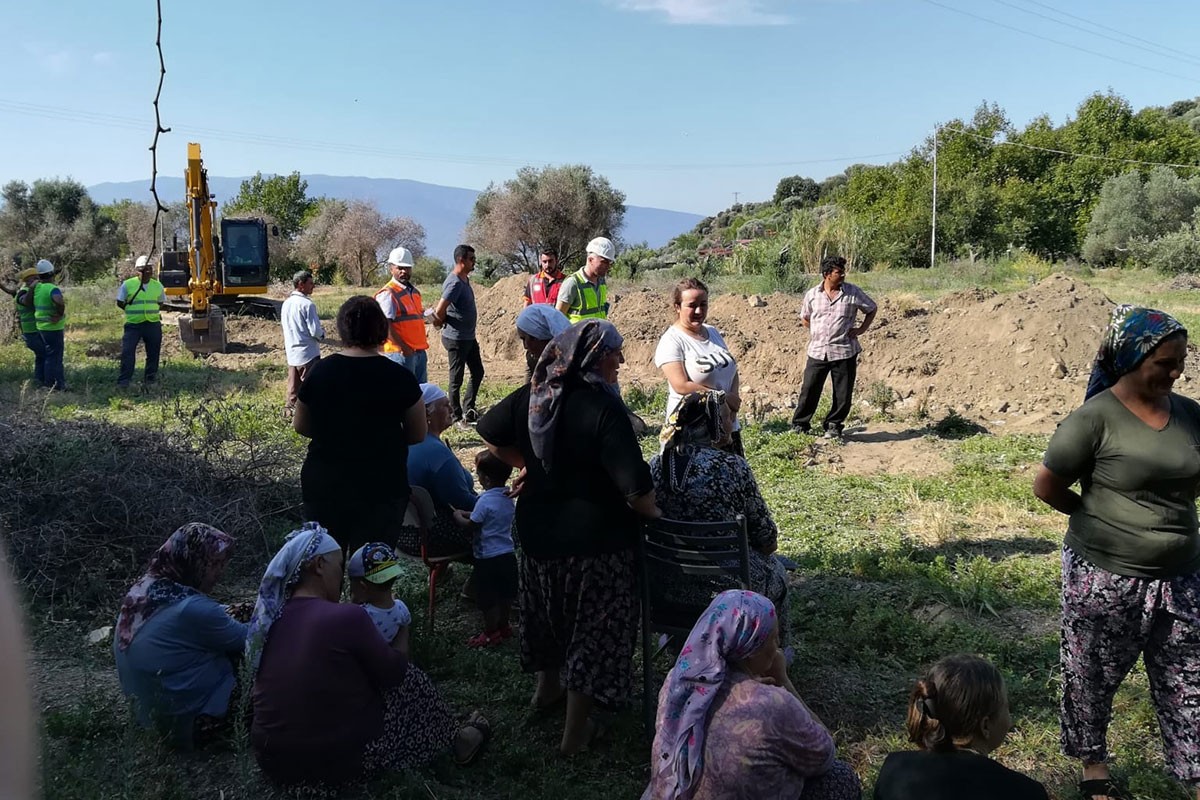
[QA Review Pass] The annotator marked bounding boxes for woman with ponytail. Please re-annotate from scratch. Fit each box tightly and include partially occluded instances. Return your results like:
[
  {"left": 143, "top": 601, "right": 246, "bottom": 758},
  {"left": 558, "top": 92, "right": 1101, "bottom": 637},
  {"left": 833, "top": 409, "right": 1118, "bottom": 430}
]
[{"left": 874, "top": 655, "right": 1046, "bottom": 800}]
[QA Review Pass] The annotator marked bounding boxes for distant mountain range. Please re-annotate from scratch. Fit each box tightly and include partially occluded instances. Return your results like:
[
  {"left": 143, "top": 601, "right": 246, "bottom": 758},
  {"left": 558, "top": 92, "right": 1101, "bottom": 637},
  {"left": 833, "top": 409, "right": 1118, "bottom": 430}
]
[{"left": 88, "top": 175, "right": 703, "bottom": 260}]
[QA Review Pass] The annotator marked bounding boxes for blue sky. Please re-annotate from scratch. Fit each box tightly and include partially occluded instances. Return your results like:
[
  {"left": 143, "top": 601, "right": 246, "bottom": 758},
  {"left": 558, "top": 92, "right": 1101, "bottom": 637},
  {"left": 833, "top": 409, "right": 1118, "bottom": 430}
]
[{"left": 2, "top": 0, "right": 1199, "bottom": 215}]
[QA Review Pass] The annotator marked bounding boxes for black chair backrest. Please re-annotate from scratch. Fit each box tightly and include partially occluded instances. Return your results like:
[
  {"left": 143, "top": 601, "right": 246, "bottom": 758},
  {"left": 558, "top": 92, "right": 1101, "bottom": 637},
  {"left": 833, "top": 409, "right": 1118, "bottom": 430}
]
[{"left": 641, "top": 515, "right": 750, "bottom": 586}]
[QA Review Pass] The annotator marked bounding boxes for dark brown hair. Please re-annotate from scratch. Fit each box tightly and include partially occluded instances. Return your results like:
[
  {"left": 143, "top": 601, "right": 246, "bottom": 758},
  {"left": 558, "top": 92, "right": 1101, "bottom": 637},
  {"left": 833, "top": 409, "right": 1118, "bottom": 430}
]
[
  {"left": 906, "top": 654, "right": 1005, "bottom": 752},
  {"left": 474, "top": 449, "right": 512, "bottom": 487},
  {"left": 672, "top": 277, "right": 709, "bottom": 307},
  {"left": 336, "top": 296, "right": 389, "bottom": 349}
]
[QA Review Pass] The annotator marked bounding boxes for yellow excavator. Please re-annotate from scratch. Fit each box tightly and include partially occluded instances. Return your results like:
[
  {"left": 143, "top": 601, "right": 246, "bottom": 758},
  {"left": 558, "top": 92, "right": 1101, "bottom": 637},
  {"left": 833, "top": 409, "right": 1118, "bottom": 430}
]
[{"left": 160, "top": 142, "right": 279, "bottom": 354}]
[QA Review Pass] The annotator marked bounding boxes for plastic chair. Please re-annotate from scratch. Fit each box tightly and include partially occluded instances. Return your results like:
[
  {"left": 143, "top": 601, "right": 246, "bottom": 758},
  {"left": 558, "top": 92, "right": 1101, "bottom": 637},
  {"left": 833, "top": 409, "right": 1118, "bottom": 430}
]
[
  {"left": 404, "top": 485, "right": 472, "bottom": 632},
  {"left": 638, "top": 514, "right": 749, "bottom": 733}
]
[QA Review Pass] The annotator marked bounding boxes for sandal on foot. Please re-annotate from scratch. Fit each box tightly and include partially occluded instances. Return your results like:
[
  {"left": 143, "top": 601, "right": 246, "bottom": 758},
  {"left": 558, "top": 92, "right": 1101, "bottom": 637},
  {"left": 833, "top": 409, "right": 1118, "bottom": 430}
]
[
  {"left": 1079, "top": 778, "right": 1130, "bottom": 800},
  {"left": 454, "top": 714, "right": 491, "bottom": 766},
  {"left": 466, "top": 631, "right": 500, "bottom": 648}
]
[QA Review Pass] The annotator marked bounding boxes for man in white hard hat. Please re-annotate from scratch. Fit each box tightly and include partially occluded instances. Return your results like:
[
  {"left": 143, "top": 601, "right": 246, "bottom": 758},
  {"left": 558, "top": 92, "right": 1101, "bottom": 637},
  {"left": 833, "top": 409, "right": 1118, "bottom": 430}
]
[
  {"left": 27, "top": 259, "right": 67, "bottom": 390},
  {"left": 281, "top": 269, "right": 325, "bottom": 416},
  {"left": 556, "top": 237, "right": 615, "bottom": 324},
  {"left": 116, "top": 255, "right": 167, "bottom": 387},
  {"left": 374, "top": 246, "right": 429, "bottom": 382}
]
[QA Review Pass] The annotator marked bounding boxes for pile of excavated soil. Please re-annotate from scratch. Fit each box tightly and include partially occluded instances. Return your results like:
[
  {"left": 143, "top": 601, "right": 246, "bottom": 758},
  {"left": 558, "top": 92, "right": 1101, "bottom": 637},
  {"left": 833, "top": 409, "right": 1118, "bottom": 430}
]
[{"left": 181, "top": 273, "right": 1198, "bottom": 433}]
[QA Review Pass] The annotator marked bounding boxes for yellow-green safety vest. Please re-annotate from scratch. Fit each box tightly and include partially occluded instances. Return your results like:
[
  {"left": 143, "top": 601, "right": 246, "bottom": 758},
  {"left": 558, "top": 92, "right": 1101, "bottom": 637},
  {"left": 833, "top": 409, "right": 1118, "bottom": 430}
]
[
  {"left": 121, "top": 277, "right": 164, "bottom": 324},
  {"left": 15, "top": 288, "right": 37, "bottom": 334},
  {"left": 564, "top": 269, "right": 608, "bottom": 324},
  {"left": 33, "top": 282, "right": 65, "bottom": 332}
]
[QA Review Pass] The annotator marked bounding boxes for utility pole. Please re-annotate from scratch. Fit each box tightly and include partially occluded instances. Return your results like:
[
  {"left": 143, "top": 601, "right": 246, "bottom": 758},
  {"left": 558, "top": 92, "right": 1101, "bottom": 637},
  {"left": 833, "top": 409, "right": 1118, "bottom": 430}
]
[
  {"left": 930, "top": 125, "right": 938, "bottom": 270},
  {"left": 732, "top": 191, "right": 740, "bottom": 205}
]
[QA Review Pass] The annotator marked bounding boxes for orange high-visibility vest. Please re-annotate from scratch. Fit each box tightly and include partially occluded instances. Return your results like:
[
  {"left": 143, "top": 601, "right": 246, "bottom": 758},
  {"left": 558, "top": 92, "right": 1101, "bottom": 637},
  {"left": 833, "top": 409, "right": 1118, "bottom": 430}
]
[
  {"left": 376, "top": 282, "right": 428, "bottom": 353},
  {"left": 527, "top": 271, "right": 563, "bottom": 305}
]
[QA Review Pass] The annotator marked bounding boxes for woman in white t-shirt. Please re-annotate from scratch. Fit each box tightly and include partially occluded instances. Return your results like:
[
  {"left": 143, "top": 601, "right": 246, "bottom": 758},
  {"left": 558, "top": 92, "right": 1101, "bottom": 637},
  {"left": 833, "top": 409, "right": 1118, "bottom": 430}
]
[{"left": 654, "top": 278, "right": 743, "bottom": 455}]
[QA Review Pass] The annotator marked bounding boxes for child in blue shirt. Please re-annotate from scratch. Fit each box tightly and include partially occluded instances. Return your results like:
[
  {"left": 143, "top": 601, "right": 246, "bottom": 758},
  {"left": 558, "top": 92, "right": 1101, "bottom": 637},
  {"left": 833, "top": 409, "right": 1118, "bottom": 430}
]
[
  {"left": 453, "top": 450, "right": 516, "bottom": 648},
  {"left": 347, "top": 542, "right": 411, "bottom": 657}
]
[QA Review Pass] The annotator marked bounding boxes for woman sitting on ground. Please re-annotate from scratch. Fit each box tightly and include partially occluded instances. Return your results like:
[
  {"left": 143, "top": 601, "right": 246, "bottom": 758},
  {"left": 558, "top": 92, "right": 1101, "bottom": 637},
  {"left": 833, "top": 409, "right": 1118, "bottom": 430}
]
[
  {"left": 873, "top": 654, "right": 1047, "bottom": 800},
  {"left": 401, "top": 382, "right": 476, "bottom": 557},
  {"left": 114, "top": 523, "right": 247, "bottom": 748},
  {"left": 247, "top": 523, "right": 489, "bottom": 787},
  {"left": 649, "top": 390, "right": 790, "bottom": 638},
  {"left": 644, "top": 589, "right": 860, "bottom": 800},
  {"left": 294, "top": 296, "right": 426, "bottom": 557}
]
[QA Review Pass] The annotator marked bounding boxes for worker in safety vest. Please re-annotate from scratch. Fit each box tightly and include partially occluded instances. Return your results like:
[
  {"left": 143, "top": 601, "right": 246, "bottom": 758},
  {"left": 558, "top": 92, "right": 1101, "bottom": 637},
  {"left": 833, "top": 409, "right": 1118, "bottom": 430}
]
[
  {"left": 115, "top": 255, "right": 166, "bottom": 387},
  {"left": 523, "top": 248, "right": 564, "bottom": 307},
  {"left": 14, "top": 268, "right": 47, "bottom": 386},
  {"left": 555, "top": 237, "right": 615, "bottom": 324},
  {"left": 374, "top": 246, "right": 429, "bottom": 382},
  {"left": 28, "top": 259, "right": 67, "bottom": 390}
]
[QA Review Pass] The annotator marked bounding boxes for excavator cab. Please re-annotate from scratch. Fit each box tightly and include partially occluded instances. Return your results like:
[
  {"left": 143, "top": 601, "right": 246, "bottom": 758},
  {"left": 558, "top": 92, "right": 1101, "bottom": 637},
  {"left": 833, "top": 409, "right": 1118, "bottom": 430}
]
[{"left": 220, "top": 218, "right": 270, "bottom": 291}]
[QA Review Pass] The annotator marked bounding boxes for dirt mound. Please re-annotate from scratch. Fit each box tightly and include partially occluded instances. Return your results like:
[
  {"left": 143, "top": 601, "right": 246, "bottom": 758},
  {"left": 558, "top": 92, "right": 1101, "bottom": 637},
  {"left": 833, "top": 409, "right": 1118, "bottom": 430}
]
[{"left": 466, "top": 273, "right": 1150, "bottom": 432}]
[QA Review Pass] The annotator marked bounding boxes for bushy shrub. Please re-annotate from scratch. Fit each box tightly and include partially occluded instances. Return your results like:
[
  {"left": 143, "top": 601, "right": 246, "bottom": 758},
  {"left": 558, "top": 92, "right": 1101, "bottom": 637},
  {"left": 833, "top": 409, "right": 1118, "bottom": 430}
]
[
  {"left": 1130, "top": 227, "right": 1200, "bottom": 274},
  {"left": 412, "top": 256, "right": 447, "bottom": 284},
  {"left": 736, "top": 220, "right": 767, "bottom": 240}
]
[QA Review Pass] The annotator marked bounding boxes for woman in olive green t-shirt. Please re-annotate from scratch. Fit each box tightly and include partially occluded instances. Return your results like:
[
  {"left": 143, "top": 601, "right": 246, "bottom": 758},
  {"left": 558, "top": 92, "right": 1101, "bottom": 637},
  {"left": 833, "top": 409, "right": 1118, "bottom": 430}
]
[{"left": 1033, "top": 305, "right": 1200, "bottom": 800}]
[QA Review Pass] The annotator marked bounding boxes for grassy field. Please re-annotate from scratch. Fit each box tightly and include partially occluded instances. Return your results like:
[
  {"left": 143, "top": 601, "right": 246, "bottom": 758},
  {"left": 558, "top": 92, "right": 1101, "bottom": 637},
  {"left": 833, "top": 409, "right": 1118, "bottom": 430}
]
[{"left": 6, "top": 265, "right": 1199, "bottom": 799}]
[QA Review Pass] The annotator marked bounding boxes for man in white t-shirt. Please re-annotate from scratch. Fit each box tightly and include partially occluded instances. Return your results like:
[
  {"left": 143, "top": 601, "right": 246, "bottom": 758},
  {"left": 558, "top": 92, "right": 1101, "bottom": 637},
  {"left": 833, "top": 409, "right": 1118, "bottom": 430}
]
[{"left": 280, "top": 269, "right": 325, "bottom": 415}]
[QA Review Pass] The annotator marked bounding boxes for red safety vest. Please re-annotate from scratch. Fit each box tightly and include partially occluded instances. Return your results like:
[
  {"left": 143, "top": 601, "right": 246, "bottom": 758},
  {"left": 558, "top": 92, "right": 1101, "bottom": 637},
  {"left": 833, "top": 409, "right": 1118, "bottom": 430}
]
[{"left": 527, "top": 271, "right": 563, "bottom": 305}]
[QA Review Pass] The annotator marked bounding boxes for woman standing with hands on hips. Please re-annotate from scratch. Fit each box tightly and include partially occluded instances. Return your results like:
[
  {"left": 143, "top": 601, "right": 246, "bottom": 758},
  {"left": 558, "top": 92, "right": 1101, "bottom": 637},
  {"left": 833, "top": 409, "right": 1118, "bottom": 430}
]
[
  {"left": 1033, "top": 305, "right": 1200, "bottom": 800},
  {"left": 655, "top": 278, "right": 743, "bottom": 456}
]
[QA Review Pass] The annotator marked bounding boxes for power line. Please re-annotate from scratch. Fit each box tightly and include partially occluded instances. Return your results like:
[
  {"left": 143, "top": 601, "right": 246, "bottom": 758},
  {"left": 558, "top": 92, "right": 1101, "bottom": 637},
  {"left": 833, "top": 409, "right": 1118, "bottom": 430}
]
[
  {"left": 940, "top": 125, "right": 1200, "bottom": 170},
  {"left": 918, "top": 0, "right": 1200, "bottom": 84},
  {"left": 988, "top": 0, "right": 1200, "bottom": 69},
  {"left": 0, "top": 97, "right": 905, "bottom": 174},
  {"left": 1014, "top": 0, "right": 1200, "bottom": 66}
]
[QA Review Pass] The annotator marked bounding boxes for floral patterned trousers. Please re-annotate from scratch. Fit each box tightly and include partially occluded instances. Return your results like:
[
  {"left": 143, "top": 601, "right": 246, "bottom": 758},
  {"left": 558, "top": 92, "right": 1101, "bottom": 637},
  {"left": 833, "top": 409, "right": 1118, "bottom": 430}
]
[{"left": 1060, "top": 545, "right": 1200, "bottom": 783}]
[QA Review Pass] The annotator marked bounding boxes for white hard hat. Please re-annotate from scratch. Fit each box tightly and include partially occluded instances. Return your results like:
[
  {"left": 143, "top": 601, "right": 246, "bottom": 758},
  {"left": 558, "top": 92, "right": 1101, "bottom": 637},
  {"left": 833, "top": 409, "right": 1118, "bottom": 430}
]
[
  {"left": 35, "top": 259, "right": 54, "bottom": 275},
  {"left": 586, "top": 237, "right": 616, "bottom": 261},
  {"left": 387, "top": 247, "right": 414, "bottom": 268},
  {"left": 135, "top": 255, "right": 152, "bottom": 269}
]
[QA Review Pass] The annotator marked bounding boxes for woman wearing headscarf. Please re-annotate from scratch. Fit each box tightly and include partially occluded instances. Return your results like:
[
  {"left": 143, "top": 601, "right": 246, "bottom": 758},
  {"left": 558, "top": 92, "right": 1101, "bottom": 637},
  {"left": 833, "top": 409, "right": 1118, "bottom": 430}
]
[
  {"left": 113, "top": 523, "right": 246, "bottom": 747},
  {"left": 294, "top": 296, "right": 427, "bottom": 556},
  {"left": 248, "top": 523, "right": 489, "bottom": 786},
  {"left": 1033, "top": 305, "right": 1200, "bottom": 800},
  {"left": 477, "top": 319, "right": 659, "bottom": 755},
  {"left": 643, "top": 590, "right": 859, "bottom": 800},
  {"left": 402, "top": 382, "right": 477, "bottom": 557},
  {"left": 649, "top": 391, "right": 789, "bottom": 640}
]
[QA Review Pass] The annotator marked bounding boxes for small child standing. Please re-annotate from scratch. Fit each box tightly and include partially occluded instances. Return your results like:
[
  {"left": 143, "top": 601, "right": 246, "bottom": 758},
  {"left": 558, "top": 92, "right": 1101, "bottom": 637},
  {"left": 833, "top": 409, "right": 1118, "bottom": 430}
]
[
  {"left": 347, "top": 542, "right": 412, "bottom": 658},
  {"left": 453, "top": 450, "right": 517, "bottom": 648}
]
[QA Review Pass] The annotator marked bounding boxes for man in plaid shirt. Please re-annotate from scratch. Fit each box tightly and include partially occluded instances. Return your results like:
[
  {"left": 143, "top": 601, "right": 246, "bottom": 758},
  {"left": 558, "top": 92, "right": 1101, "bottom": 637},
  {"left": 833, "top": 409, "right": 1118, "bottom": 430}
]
[{"left": 791, "top": 256, "right": 877, "bottom": 439}]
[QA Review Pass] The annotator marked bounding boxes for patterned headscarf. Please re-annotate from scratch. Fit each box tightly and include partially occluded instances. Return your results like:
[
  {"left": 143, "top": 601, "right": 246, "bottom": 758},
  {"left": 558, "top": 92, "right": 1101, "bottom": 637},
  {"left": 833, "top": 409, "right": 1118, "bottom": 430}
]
[
  {"left": 115, "top": 523, "right": 234, "bottom": 651},
  {"left": 529, "top": 319, "right": 624, "bottom": 471},
  {"left": 244, "top": 522, "right": 341, "bottom": 676},
  {"left": 1085, "top": 304, "right": 1186, "bottom": 400},
  {"left": 646, "top": 590, "right": 778, "bottom": 800},
  {"left": 659, "top": 391, "right": 726, "bottom": 493}
]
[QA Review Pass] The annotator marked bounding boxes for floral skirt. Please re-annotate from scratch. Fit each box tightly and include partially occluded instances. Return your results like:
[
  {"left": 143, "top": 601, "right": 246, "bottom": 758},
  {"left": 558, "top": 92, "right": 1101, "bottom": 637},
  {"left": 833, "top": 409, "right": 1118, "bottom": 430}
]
[
  {"left": 362, "top": 664, "right": 458, "bottom": 772},
  {"left": 519, "top": 548, "right": 639, "bottom": 707}
]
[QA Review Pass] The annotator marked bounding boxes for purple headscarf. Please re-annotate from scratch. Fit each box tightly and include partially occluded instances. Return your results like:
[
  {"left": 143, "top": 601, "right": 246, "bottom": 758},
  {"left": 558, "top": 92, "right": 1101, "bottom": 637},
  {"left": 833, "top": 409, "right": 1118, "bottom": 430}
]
[
  {"left": 645, "top": 590, "right": 778, "bottom": 800},
  {"left": 528, "top": 319, "right": 624, "bottom": 471},
  {"left": 115, "top": 523, "right": 235, "bottom": 650}
]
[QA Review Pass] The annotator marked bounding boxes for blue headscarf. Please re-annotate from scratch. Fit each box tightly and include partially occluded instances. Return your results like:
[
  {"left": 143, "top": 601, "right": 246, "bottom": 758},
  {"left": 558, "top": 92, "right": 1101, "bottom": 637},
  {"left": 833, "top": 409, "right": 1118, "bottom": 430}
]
[{"left": 1085, "top": 304, "right": 1186, "bottom": 400}]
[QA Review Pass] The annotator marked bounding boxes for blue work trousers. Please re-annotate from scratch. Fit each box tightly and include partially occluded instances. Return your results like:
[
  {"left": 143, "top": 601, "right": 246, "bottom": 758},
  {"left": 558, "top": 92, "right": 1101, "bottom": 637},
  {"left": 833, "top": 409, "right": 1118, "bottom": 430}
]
[
  {"left": 39, "top": 329, "right": 66, "bottom": 390},
  {"left": 118, "top": 322, "right": 163, "bottom": 386},
  {"left": 22, "top": 332, "right": 47, "bottom": 386}
]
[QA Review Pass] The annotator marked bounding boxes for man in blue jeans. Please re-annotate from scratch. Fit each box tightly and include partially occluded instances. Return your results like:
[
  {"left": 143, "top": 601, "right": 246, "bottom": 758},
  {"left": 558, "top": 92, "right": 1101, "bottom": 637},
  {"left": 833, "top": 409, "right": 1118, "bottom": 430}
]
[
  {"left": 116, "top": 256, "right": 166, "bottom": 387},
  {"left": 430, "top": 244, "right": 483, "bottom": 424},
  {"left": 29, "top": 259, "right": 67, "bottom": 391}
]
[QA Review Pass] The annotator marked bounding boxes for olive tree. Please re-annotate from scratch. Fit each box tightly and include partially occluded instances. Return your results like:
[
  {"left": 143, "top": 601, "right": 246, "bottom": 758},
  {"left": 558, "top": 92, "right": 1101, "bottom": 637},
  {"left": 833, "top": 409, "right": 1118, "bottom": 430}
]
[{"left": 465, "top": 164, "right": 625, "bottom": 271}]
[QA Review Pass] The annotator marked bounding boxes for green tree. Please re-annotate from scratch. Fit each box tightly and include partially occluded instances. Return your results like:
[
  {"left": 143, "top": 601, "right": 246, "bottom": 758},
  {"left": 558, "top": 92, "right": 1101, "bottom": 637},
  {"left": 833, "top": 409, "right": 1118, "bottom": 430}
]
[
  {"left": 465, "top": 164, "right": 626, "bottom": 271},
  {"left": 773, "top": 175, "right": 820, "bottom": 207},
  {"left": 1082, "top": 167, "right": 1200, "bottom": 264},
  {"left": 223, "top": 172, "right": 314, "bottom": 237},
  {"left": 293, "top": 199, "right": 425, "bottom": 286},
  {"left": 0, "top": 178, "right": 118, "bottom": 281}
]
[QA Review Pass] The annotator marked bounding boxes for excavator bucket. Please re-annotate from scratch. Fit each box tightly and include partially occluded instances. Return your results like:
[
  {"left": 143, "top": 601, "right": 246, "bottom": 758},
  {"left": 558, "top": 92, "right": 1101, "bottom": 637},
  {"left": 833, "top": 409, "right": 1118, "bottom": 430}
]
[{"left": 178, "top": 307, "right": 228, "bottom": 355}]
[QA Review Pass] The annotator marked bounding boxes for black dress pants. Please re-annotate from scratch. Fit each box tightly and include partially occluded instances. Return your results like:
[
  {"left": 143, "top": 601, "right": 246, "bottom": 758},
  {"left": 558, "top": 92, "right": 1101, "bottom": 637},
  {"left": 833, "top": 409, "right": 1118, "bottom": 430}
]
[
  {"left": 790, "top": 355, "right": 858, "bottom": 432},
  {"left": 443, "top": 336, "right": 484, "bottom": 419}
]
